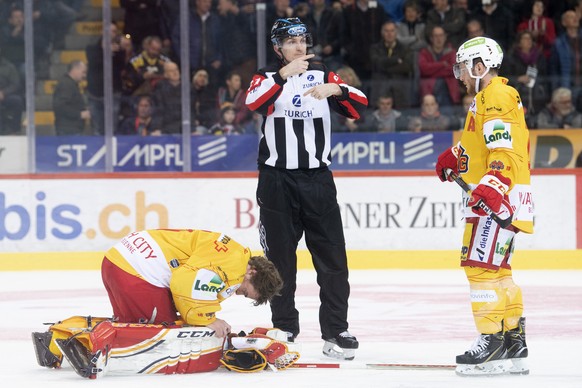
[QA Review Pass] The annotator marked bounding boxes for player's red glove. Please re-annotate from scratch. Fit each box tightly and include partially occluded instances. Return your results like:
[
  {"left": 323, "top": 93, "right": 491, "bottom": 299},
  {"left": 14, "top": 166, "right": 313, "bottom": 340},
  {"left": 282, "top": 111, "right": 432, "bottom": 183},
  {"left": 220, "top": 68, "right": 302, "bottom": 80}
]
[
  {"left": 435, "top": 143, "right": 460, "bottom": 182},
  {"left": 468, "top": 171, "right": 511, "bottom": 216}
]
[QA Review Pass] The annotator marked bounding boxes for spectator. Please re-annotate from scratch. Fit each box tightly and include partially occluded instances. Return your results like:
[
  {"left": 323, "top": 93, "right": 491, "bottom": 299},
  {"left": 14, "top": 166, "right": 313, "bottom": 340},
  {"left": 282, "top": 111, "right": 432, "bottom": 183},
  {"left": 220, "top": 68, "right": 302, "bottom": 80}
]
[
  {"left": 549, "top": 10, "right": 582, "bottom": 112},
  {"left": 396, "top": 0, "right": 427, "bottom": 52},
  {"left": 158, "top": 0, "right": 180, "bottom": 59},
  {"left": 116, "top": 95, "right": 161, "bottom": 135},
  {"left": 216, "top": 0, "right": 256, "bottom": 89},
  {"left": 302, "top": 0, "right": 344, "bottom": 71},
  {"left": 331, "top": 65, "right": 366, "bottom": 131},
  {"left": 368, "top": 95, "right": 406, "bottom": 132},
  {"left": 85, "top": 22, "right": 133, "bottom": 135},
  {"left": 209, "top": 104, "right": 244, "bottom": 135},
  {"left": 0, "top": 46, "right": 23, "bottom": 135},
  {"left": 453, "top": 0, "right": 472, "bottom": 18},
  {"left": 471, "top": 0, "right": 515, "bottom": 51},
  {"left": 52, "top": 60, "right": 90, "bottom": 136},
  {"left": 120, "top": 0, "right": 162, "bottom": 50},
  {"left": 123, "top": 35, "right": 169, "bottom": 98},
  {"left": 380, "top": 0, "right": 405, "bottom": 22},
  {"left": 51, "top": 0, "right": 80, "bottom": 49},
  {"left": 426, "top": 0, "right": 467, "bottom": 49},
  {"left": 241, "top": 111, "right": 263, "bottom": 134},
  {"left": 536, "top": 87, "right": 582, "bottom": 129},
  {"left": 369, "top": 21, "right": 413, "bottom": 109},
  {"left": 152, "top": 61, "right": 183, "bottom": 134},
  {"left": 465, "top": 17, "right": 485, "bottom": 39},
  {"left": 0, "top": 2, "right": 53, "bottom": 79},
  {"left": 217, "top": 71, "right": 251, "bottom": 127},
  {"left": 342, "top": 0, "right": 388, "bottom": 86},
  {"left": 407, "top": 93, "right": 453, "bottom": 131},
  {"left": 191, "top": 68, "right": 217, "bottom": 133},
  {"left": 517, "top": 0, "right": 556, "bottom": 59},
  {"left": 30, "top": 0, "right": 57, "bottom": 78},
  {"left": 505, "top": 30, "right": 549, "bottom": 119},
  {"left": 418, "top": 25, "right": 460, "bottom": 113},
  {"left": 453, "top": 93, "right": 474, "bottom": 130},
  {"left": 172, "top": 0, "right": 222, "bottom": 85},
  {"left": 0, "top": 7, "right": 25, "bottom": 78}
]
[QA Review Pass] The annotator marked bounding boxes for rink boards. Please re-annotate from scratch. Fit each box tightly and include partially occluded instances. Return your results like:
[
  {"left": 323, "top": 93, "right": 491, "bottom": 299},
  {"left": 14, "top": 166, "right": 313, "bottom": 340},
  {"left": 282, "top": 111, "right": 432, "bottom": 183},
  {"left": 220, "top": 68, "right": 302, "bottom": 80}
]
[{"left": 0, "top": 170, "right": 580, "bottom": 270}]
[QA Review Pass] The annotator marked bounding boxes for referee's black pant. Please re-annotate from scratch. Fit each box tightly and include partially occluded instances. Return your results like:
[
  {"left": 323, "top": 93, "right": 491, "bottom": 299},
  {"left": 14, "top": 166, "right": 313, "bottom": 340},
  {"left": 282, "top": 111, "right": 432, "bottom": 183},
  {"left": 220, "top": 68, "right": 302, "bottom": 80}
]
[{"left": 256, "top": 164, "right": 350, "bottom": 340}]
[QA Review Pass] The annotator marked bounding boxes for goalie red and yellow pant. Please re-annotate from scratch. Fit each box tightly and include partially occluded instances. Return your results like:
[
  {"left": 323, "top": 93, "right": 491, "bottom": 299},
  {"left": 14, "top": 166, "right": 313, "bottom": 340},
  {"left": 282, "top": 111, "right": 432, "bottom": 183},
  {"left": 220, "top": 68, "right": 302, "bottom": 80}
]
[
  {"left": 101, "top": 257, "right": 179, "bottom": 324},
  {"left": 460, "top": 216, "right": 523, "bottom": 334}
]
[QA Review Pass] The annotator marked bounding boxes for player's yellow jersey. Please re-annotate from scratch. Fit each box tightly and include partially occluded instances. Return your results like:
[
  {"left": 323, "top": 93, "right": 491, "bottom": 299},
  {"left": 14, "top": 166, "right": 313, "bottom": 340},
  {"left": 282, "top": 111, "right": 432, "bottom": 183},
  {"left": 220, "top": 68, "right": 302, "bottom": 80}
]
[
  {"left": 458, "top": 77, "right": 534, "bottom": 233},
  {"left": 105, "top": 229, "right": 251, "bottom": 325}
]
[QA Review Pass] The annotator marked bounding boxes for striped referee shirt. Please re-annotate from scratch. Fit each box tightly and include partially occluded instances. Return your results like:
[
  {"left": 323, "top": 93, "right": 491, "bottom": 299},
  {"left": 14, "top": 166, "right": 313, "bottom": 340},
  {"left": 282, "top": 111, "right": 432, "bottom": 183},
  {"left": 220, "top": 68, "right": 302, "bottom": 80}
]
[{"left": 245, "top": 63, "right": 368, "bottom": 170}]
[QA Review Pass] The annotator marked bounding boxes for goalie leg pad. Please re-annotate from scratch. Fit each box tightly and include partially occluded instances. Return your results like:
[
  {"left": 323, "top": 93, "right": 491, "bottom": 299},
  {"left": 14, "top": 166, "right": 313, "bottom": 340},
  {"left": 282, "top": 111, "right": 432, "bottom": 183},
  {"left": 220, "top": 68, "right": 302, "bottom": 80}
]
[
  {"left": 220, "top": 349, "right": 267, "bottom": 373},
  {"left": 32, "top": 331, "right": 62, "bottom": 368}
]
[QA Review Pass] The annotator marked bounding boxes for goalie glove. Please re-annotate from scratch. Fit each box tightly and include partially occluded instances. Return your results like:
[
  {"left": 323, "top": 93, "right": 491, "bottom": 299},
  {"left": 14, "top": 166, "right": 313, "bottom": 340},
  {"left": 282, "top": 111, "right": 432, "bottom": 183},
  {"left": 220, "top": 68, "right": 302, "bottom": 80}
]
[
  {"left": 435, "top": 142, "right": 461, "bottom": 182},
  {"left": 468, "top": 171, "right": 511, "bottom": 216}
]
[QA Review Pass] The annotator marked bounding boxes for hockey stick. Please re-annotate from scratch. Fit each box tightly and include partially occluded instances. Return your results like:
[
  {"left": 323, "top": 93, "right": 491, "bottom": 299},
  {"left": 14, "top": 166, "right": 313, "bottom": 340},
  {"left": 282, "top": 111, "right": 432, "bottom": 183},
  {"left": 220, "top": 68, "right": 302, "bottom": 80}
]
[
  {"left": 292, "top": 362, "right": 456, "bottom": 371},
  {"left": 445, "top": 169, "right": 513, "bottom": 229}
]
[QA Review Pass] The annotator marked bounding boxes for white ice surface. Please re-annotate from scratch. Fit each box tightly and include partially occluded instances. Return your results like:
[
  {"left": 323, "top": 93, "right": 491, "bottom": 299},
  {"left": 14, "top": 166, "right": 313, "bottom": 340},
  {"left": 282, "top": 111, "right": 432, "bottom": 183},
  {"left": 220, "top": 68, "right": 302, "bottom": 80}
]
[{"left": 1, "top": 269, "right": 581, "bottom": 388}]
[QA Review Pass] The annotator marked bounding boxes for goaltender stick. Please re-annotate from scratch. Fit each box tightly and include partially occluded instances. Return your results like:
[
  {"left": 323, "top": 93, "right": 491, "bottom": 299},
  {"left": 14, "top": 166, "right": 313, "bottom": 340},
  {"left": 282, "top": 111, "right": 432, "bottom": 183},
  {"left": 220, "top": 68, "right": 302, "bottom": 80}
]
[
  {"left": 32, "top": 229, "right": 297, "bottom": 378},
  {"left": 435, "top": 37, "right": 534, "bottom": 376}
]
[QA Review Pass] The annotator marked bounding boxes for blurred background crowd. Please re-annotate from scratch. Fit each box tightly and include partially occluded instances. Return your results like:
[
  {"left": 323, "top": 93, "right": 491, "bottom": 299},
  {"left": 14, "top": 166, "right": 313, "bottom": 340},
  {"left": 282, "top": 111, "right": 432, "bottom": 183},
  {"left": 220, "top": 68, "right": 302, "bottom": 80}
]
[{"left": 0, "top": 0, "right": 581, "bottom": 136}]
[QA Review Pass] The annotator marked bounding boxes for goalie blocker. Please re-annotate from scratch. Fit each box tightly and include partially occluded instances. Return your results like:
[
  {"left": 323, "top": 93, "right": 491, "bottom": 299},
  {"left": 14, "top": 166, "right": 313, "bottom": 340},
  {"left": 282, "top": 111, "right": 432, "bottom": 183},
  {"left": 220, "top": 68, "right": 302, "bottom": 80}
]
[{"left": 32, "top": 316, "right": 300, "bottom": 378}]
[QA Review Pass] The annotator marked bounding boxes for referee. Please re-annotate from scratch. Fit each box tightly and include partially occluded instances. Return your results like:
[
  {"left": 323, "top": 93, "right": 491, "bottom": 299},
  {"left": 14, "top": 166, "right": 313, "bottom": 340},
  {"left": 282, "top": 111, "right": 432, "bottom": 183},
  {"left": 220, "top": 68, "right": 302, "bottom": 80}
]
[{"left": 245, "top": 18, "right": 368, "bottom": 360}]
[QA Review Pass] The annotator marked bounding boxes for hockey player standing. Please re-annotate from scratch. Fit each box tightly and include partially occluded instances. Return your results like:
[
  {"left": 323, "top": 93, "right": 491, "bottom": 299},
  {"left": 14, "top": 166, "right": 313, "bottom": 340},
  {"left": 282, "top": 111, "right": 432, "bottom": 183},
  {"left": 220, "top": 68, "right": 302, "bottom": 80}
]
[
  {"left": 435, "top": 37, "right": 534, "bottom": 376},
  {"left": 245, "top": 18, "right": 368, "bottom": 360}
]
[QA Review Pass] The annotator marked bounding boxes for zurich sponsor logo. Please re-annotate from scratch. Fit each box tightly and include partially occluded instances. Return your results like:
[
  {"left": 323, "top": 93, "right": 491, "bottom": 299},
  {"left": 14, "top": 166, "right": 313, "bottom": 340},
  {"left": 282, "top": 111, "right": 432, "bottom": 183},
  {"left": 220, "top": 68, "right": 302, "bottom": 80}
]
[
  {"left": 307, "top": 74, "right": 314, "bottom": 81},
  {"left": 292, "top": 94, "right": 301, "bottom": 107}
]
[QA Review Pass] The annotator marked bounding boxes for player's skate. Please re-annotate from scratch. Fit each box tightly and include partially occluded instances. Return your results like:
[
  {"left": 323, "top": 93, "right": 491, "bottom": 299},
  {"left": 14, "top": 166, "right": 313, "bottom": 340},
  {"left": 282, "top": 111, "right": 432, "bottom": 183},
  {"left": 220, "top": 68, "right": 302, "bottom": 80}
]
[
  {"left": 323, "top": 331, "right": 359, "bottom": 361},
  {"left": 455, "top": 331, "right": 510, "bottom": 376},
  {"left": 55, "top": 337, "right": 103, "bottom": 379},
  {"left": 505, "top": 317, "right": 529, "bottom": 375},
  {"left": 32, "top": 331, "right": 62, "bottom": 368}
]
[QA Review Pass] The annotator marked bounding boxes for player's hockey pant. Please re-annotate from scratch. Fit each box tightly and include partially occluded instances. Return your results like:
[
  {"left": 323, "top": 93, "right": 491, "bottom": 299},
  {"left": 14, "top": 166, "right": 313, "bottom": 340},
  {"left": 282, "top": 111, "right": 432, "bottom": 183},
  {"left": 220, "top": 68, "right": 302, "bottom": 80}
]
[
  {"left": 464, "top": 266, "right": 524, "bottom": 334},
  {"left": 256, "top": 165, "right": 350, "bottom": 340}
]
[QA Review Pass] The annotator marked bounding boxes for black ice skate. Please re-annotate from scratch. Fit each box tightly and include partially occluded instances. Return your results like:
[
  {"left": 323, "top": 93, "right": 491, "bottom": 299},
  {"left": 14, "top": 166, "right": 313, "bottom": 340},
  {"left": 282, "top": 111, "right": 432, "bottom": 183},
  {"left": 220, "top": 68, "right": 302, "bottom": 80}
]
[
  {"left": 32, "top": 331, "right": 62, "bottom": 368},
  {"left": 322, "top": 331, "right": 359, "bottom": 361},
  {"left": 455, "top": 331, "right": 510, "bottom": 376},
  {"left": 505, "top": 317, "right": 529, "bottom": 375}
]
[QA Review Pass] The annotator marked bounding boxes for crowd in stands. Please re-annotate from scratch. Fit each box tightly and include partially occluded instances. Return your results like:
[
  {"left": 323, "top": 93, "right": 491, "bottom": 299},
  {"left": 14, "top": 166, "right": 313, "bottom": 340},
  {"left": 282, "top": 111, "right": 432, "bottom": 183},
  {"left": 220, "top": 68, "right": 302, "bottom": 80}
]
[{"left": 1, "top": 0, "right": 582, "bottom": 136}]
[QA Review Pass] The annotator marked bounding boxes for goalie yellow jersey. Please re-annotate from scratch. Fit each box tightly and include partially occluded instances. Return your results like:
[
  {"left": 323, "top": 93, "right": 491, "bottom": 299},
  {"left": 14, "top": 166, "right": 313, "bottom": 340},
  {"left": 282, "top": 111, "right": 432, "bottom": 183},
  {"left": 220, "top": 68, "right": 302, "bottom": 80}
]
[
  {"left": 459, "top": 77, "right": 534, "bottom": 234},
  {"left": 105, "top": 229, "right": 251, "bottom": 325}
]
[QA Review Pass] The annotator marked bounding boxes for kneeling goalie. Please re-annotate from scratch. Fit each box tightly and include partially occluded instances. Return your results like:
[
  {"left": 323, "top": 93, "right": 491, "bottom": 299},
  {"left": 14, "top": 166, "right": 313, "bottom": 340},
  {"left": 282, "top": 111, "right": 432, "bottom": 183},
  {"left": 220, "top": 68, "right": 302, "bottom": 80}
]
[{"left": 32, "top": 229, "right": 293, "bottom": 377}]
